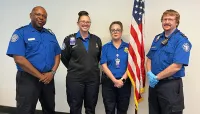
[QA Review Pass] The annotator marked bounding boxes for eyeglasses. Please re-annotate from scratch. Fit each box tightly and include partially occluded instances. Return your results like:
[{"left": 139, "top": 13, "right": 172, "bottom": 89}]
[
  {"left": 162, "top": 18, "right": 176, "bottom": 22},
  {"left": 79, "top": 21, "right": 91, "bottom": 24},
  {"left": 110, "top": 29, "right": 122, "bottom": 33}
]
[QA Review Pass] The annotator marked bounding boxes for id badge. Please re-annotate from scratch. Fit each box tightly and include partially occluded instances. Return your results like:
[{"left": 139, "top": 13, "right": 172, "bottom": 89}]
[
  {"left": 115, "top": 58, "right": 120, "bottom": 69},
  {"left": 70, "top": 37, "right": 76, "bottom": 45}
]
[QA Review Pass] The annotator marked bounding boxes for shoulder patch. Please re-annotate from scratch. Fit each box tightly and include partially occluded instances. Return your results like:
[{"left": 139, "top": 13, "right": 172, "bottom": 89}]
[
  {"left": 182, "top": 43, "right": 190, "bottom": 52},
  {"left": 10, "top": 34, "right": 19, "bottom": 42},
  {"left": 65, "top": 33, "right": 76, "bottom": 46},
  {"left": 61, "top": 42, "right": 66, "bottom": 50},
  {"left": 47, "top": 29, "right": 55, "bottom": 35}
]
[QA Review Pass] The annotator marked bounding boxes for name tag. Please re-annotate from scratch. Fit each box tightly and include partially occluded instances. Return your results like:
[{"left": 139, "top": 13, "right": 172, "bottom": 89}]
[
  {"left": 28, "top": 38, "right": 35, "bottom": 41},
  {"left": 115, "top": 58, "right": 120, "bottom": 69}
]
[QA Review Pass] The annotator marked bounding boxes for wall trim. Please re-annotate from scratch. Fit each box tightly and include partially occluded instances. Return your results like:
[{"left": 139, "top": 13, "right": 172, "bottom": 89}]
[{"left": 0, "top": 105, "right": 69, "bottom": 114}]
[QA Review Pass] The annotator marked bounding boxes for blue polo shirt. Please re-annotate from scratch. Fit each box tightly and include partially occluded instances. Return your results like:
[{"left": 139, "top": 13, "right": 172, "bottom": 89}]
[
  {"left": 146, "top": 29, "right": 192, "bottom": 78},
  {"left": 76, "top": 31, "right": 90, "bottom": 51},
  {"left": 100, "top": 41, "right": 129, "bottom": 78},
  {"left": 6, "top": 23, "right": 61, "bottom": 72}
]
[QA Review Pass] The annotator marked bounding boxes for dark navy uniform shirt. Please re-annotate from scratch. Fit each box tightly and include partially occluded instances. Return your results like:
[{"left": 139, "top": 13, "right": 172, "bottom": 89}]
[
  {"left": 100, "top": 41, "right": 129, "bottom": 78},
  {"left": 61, "top": 33, "right": 102, "bottom": 81},
  {"left": 76, "top": 31, "right": 90, "bottom": 51},
  {"left": 147, "top": 29, "right": 192, "bottom": 78},
  {"left": 6, "top": 23, "right": 61, "bottom": 72}
]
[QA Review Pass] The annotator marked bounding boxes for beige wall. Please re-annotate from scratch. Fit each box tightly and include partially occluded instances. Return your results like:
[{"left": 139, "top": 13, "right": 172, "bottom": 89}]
[{"left": 0, "top": 0, "right": 199, "bottom": 114}]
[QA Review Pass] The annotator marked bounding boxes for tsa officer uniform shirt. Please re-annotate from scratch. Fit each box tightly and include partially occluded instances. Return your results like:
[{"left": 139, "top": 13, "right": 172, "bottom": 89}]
[
  {"left": 146, "top": 29, "right": 192, "bottom": 77},
  {"left": 6, "top": 23, "right": 61, "bottom": 72},
  {"left": 100, "top": 41, "right": 129, "bottom": 78}
]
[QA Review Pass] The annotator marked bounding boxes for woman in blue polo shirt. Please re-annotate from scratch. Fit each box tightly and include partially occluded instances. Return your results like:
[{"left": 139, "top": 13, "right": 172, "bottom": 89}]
[{"left": 100, "top": 21, "right": 131, "bottom": 114}]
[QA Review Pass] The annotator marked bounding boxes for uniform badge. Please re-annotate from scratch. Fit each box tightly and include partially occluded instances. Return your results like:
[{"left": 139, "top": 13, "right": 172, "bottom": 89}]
[
  {"left": 10, "top": 34, "right": 19, "bottom": 42},
  {"left": 61, "top": 42, "right": 66, "bottom": 50},
  {"left": 182, "top": 43, "right": 190, "bottom": 52},
  {"left": 70, "top": 37, "right": 76, "bottom": 45},
  {"left": 115, "top": 58, "right": 120, "bottom": 68},
  {"left": 28, "top": 38, "right": 35, "bottom": 41},
  {"left": 124, "top": 47, "right": 128, "bottom": 53}
]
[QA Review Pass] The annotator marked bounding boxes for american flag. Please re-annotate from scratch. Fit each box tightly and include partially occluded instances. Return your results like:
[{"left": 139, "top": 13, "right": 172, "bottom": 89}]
[{"left": 127, "top": 0, "right": 146, "bottom": 113}]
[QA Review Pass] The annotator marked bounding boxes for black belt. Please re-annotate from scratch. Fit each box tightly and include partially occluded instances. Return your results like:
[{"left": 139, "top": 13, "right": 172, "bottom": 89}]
[{"left": 161, "top": 76, "right": 181, "bottom": 81}]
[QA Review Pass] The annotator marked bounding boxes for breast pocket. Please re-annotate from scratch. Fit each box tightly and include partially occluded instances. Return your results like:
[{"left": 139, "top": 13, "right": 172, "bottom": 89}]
[
  {"left": 26, "top": 39, "right": 41, "bottom": 52},
  {"left": 47, "top": 39, "right": 58, "bottom": 54},
  {"left": 150, "top": 48, "right": 158, "bottom": 58},
  {"left": 162, "top": 45, "right": 175, "bottom": 63}
]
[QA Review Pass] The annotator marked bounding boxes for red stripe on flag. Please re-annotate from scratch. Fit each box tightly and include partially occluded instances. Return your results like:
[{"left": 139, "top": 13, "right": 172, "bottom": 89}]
[
  {"left": 127, "top": 63, "right": 141, "bottom": 100},
  {"left": 128, "top": 44, "right": 141, "bottom": 80},
  {"left": 130, "top": 25, "right": 142, "bottom": 57},
  {"left": 138, "top": 23, "right": 146, "bottom": 88}
]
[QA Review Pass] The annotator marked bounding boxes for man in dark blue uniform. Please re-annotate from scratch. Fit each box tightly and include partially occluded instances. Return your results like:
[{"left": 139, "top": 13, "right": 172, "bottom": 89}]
[
  {"left": 6, "top": 6, "right": 61, "bottom": 114},
  {"left": 146, "top": 9, "right": 192, "bottom": 114}
]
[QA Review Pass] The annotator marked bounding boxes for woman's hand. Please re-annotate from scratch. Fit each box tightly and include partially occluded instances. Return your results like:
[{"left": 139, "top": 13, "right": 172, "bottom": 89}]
[{"left": 113, "top": 79, "right": 124, "bottom": 88}]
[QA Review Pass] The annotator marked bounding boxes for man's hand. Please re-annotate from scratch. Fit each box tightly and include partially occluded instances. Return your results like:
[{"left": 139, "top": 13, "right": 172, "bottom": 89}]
[
  {"left": 39, "top": 74, "right": 47, "bottom": 82},
  {"left": 113, "top": 79, "right": 124, "bottom": 88},
  {"left": 147, "top": 71, "right": 159, "bottom": 88},
  {"left": 42, "top": 72, "right": 54, "bottom": 84}
]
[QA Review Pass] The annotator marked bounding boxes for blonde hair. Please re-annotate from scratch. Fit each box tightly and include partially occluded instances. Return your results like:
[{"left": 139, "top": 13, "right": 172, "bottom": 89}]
[{"left": 161, "top": 9, "right": 180, "bottom": 27}]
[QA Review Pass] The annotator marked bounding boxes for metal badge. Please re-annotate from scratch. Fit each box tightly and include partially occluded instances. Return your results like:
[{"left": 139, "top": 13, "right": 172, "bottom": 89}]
[{"left": 124, "top": 47, "right": 128, "bottom": 53}]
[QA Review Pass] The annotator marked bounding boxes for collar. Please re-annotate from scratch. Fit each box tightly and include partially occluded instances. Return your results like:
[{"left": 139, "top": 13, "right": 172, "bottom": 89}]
[
  {"left": 75, "top": 31, "right": 90, "bottom": 39},
  {"left": 28, "top": 23, "right": 46, "bottom": 32},
  {"left": 108, "top": 40, "right": 127, "bottom": 48},
  {"left": 161, "top": 28, "right": 180, "bottom": 38}
]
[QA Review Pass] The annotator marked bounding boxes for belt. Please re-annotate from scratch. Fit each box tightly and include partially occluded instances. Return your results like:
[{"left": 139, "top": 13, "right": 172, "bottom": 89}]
[{"left": 161, "top": 76, "right": 181, "bottom": 81}]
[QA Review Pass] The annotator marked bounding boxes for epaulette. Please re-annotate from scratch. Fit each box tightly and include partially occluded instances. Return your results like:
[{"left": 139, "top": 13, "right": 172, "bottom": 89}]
[
  {"left": 155, "top": 33, "right": 161, "bottom": 38},
  {"left": 46, "top": 28, "right": 55, "bottom": 35},
  {"left": 66, "top": 33, "right": 76, "bottom": 39},
  {"left": 180, "top": 32, "right": 187, "bottom": 38},
  {"left": 154, "top": 33, "right": 162, "bottom": 42},
  {"left": 16, "top": 26, "right": 25, "bottom": 30}
]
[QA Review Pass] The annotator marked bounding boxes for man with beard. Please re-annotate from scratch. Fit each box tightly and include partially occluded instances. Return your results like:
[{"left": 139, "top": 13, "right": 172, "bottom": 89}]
[
  {"left": 146, "top": 9, "right": 192, "bottom": 114},
  {"left": 6, "top": 6, "right": 61, "bottom": 114}
]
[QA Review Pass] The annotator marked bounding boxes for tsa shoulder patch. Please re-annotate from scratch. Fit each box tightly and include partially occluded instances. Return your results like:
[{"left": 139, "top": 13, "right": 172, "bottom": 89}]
[
  {"left": 182, "top": 43, "right": 190, "bottom": 52},
  {"left": 61, "top": 42, "right": 66, "bottom": 50},
  {"left": 124, "top": 47, "right": 128, "bottom": 53},
  {"left": 10, "top": 34, "right": 19, "bottom": 42}
]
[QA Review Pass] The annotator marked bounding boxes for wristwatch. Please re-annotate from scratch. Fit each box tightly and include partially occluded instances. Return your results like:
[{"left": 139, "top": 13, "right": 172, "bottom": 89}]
[
  {"left": 51, "top": 70, "right": 56, "bottom": 76},
  {"left": 121, "top": 78, "right": 126, "bottom": 83}
]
